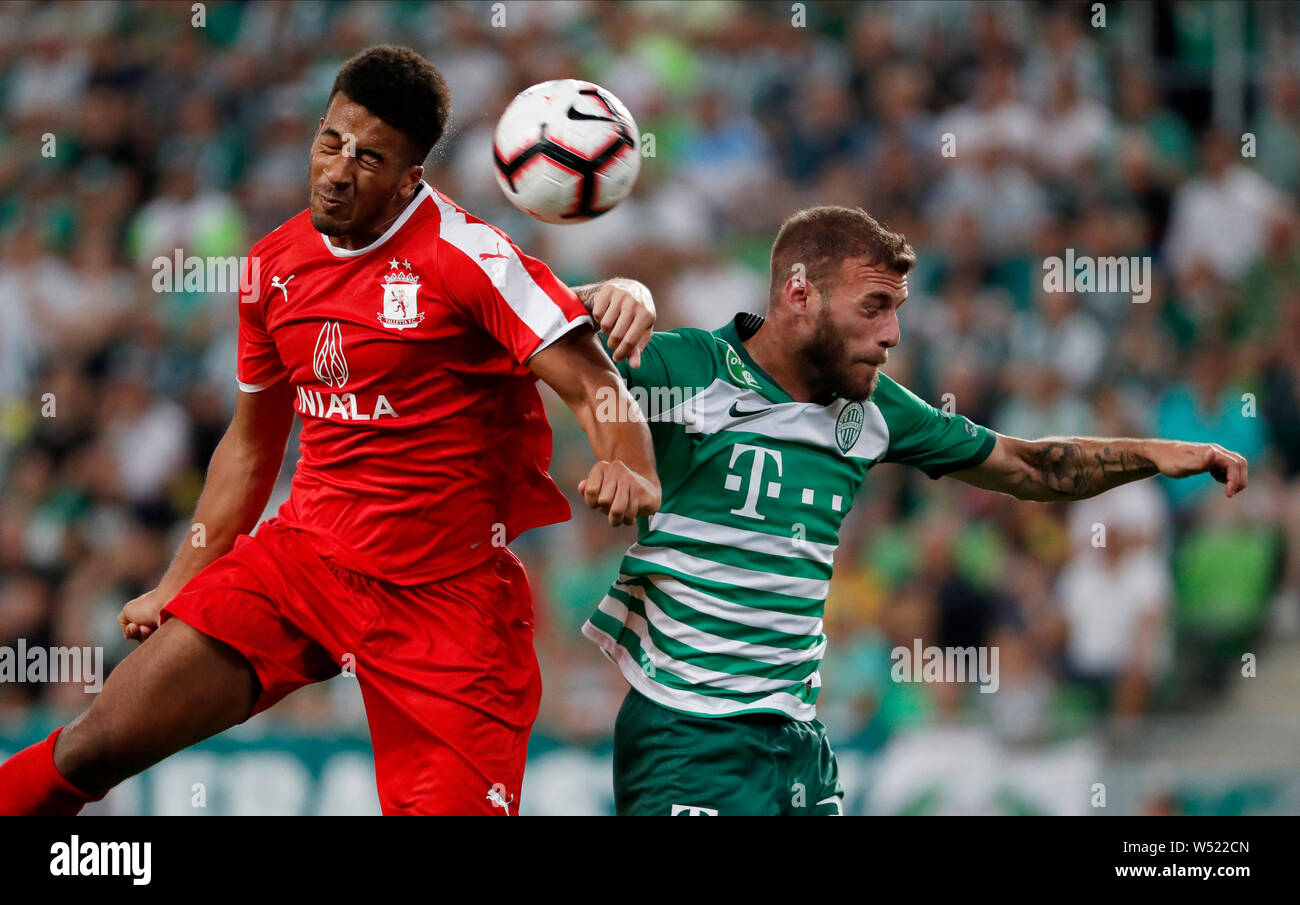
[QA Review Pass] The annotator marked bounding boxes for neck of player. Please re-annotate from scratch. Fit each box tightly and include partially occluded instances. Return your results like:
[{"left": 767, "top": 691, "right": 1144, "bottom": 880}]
[
  {"left": 330, "top": 189, "right": 418, "bottom": 251},
  {"left": 742, "top": 322, "right": 818, "bottom": 404}
]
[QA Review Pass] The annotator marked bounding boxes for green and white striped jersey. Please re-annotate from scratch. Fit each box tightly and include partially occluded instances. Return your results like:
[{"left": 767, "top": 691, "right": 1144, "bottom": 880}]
[{"left": 581, "top": 313, "right": 995, "bottom": 721}]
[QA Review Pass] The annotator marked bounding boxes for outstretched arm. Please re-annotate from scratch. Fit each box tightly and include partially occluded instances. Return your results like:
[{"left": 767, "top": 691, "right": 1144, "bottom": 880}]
[
  {"left": 949, "top": 434, "right": 1248, "bottom": 502},
  {"left": 119, "top": 377, "right": 297, "bottom": 640}
]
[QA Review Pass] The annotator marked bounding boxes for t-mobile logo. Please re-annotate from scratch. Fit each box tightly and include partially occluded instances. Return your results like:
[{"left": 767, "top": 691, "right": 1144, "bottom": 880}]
[
  {"left": 724, "top": 443, "right": 783, "bottom": 521},
  {"left": 670, "top": 804, "right": 719, "bottom": 815}
]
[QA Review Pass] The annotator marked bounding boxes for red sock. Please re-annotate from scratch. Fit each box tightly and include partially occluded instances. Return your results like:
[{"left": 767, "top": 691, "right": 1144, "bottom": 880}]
[{"left": 0, "top": 727, "right": 106, "bottom": 815}]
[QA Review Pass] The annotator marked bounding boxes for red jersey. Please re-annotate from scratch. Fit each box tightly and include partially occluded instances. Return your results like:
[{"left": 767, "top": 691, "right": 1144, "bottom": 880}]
[{"left": 235, "top": 183, "right": 592, "bottom": 585}]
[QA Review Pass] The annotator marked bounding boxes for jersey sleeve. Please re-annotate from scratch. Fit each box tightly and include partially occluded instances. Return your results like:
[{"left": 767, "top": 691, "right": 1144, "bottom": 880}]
[
  {"left": 607, "top": 330, "right": 675, "bottom": 390},
  {"left": 874, "top": 374, "right": 996, "bottom": 479},
  {"left": 439, "top": 219, "right": 593, "bottom": 365},
  {"left": 608, "top": 328, "right": 722, "bottom": 392},
  {"left": 236, "top": 257, "right": 288, "bottom": 393}
]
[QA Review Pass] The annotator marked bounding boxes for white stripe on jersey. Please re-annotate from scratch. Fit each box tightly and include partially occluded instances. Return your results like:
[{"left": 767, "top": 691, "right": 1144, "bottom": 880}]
[
  {"left": 662, "top": 379, "right": 891, "bottom": 461},
  {"left": 632, "top": 576, "right": 824, "bottom": 636},
  {"left": 523, "top": 315, "right": 593, "bottom": 361},
  {"left": 597, "top": 593, "right": 803, "bottom": 694},
  {"left": 623, "top": 587, "right": 828, "bottom": 666},
  {"left": 431, "top": 192, "right": 591, "bottom": 351},
  {"left": 237, "top": 373, "right": 286, "bottom": 393},
  {"left": 647, "top": 511, "right": 836, "bottom": 566},
  {"left": 582, "top": 612, "right": 818, "bottom": 720},
  {"left": 625, "top": 544, "right": 830, "bottom": 601}
]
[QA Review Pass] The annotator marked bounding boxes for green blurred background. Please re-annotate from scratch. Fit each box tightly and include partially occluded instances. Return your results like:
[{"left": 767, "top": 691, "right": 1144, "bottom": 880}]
[{"left": 2, "top": 0, "right": 1299, "bottom": 814}]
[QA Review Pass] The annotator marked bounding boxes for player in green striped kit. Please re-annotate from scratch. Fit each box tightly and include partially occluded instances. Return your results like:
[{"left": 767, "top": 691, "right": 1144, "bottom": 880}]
[{"left": 583, "top": 206, "right": 1249, "bottom": 816}]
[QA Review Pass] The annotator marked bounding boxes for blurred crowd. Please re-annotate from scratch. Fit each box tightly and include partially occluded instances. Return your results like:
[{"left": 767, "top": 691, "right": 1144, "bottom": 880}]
[{"left": 1, "top": 0, "right": 1299, "bottom": 759}]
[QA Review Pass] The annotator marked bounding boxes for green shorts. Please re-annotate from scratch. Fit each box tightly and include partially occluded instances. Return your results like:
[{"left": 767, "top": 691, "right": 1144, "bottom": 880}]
[{"left": 612, "top": 687, "right": 844, "bottom": 816}]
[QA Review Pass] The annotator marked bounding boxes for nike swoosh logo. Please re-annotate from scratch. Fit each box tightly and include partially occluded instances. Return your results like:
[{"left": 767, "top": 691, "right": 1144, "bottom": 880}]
[
  {"left": 566, "top": 104, "right": 620, "bottom": 124},
  {"left": 729, "top": 402, "right": 771, "bottom": 418}
]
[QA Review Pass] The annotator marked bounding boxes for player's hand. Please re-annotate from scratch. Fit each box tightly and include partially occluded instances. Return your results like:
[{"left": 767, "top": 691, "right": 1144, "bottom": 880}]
[
  {"left": 579, "top": 460, "right": 661, "bottom": 526},
  {"left": 118, "top": 588, "right": 168, "bottom": 643},
  {"left": 1154, "top": 441, "right": 1248, "bottom": 497},
  {"left": 590, "top": 278, "right": 655, "bottom": 369}
]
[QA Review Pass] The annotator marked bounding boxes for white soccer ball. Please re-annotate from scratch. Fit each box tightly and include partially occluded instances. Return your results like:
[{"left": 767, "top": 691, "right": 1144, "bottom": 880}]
[{"left": 493, "top": 79, "right": 641, "bottom": 224}]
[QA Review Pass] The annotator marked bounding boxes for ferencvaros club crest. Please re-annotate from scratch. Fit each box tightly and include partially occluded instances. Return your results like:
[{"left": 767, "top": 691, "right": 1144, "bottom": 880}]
[
  {"left": 378, "top": 258, "right": 425, "bottom": 330},
  {"left": 835, "top": 402, "right": 864, "bottom": 453}
]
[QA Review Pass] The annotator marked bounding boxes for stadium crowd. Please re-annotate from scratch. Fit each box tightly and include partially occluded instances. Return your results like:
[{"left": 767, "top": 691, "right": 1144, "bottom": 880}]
[{"left": 1, "top": 0, "right": 1298, "bottom": 765}]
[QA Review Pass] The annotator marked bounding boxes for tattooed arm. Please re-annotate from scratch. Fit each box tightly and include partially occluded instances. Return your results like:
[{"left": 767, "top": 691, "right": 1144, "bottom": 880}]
[{"left": 949, "top": 435, "right": 1249, "bottom": 502}]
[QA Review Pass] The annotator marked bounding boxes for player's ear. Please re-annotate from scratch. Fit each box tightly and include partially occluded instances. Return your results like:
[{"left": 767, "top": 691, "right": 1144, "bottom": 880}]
[
  {"left": 403, "top": 164, "right": 424, "bottom": 199},
  {"left": 785, "top": 267, "right": 812, "bottom": 313}
]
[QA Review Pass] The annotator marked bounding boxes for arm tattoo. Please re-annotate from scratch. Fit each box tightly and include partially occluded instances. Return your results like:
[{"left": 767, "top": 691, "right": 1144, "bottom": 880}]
[
  {"left": 1033, "top": 442, "right": 1090, "bottom": 497},
  {"left": 1030, "top": 441, "right": 1158, "bottom": 500},
  {"left": 573, "top": 283, "right": 600, "bottom": 311},
  {"left": 1093, "top": 444, "right": 1159, "bottom": 483}
]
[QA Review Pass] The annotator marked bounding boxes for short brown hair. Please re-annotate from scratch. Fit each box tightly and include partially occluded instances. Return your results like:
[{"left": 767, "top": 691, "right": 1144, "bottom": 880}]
[{"left": 769, "top": 206, "right": 915, "bottom": 305}]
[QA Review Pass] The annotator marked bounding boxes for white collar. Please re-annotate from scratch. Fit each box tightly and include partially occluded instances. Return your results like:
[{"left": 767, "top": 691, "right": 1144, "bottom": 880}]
[{"left": 317, "top": 181, "right": 431, "bottom": 258}]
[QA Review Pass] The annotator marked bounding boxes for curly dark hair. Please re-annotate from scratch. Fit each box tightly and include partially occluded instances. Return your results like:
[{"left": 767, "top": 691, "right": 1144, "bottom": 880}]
[{"left": 329, "top": 45, "right": 452, "bottom": 166}]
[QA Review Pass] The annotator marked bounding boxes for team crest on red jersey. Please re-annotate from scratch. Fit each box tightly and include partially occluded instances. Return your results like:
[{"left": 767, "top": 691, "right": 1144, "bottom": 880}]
[{"left": 379, "top": 258, "right": 425, "bottom": 330}]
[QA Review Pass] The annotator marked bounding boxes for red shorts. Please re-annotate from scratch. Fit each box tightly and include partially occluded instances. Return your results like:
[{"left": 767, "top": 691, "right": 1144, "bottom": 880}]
[{"left": 161, "top": 517, "right": 542, "bottom": 816}]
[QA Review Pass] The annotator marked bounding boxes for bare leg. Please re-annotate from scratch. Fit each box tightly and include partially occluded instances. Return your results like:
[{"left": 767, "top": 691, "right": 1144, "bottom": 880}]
[{"left": 54, "top": 618, "right": 259, "bottom": 794}]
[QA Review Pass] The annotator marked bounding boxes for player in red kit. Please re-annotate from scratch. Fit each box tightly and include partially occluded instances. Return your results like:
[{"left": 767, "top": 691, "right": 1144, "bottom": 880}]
[{"left": 0, "top": 46, "right": 661, "bottom": 816}]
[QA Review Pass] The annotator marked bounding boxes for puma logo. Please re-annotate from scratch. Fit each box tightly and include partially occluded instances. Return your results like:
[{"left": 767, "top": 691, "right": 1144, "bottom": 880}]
[
  {"left": 487, "top": 783, "right": 514, "bottom": 816},
  {"left": 270, "top": 274, "right": 294, "bottom": 303}
]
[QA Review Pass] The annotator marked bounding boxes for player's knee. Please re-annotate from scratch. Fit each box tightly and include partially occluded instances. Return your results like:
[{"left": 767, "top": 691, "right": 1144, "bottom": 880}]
[{"left": 54, "top": 706, "right": 143, "bottom": 794}]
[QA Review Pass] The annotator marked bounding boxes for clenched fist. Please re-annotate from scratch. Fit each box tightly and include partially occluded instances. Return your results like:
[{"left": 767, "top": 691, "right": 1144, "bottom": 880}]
[
  {"left": 579, "top": 460, "right": 661, "bottom": 526},
  {"left": 118, "top": 588, "right": 169, "bottom": 643}
]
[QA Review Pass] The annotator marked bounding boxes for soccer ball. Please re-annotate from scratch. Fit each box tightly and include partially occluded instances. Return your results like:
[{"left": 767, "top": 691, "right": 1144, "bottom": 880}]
[{"left": 493, "top": 79, "right": 641, "bottom": 224}]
